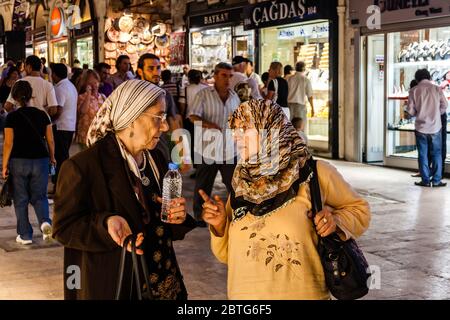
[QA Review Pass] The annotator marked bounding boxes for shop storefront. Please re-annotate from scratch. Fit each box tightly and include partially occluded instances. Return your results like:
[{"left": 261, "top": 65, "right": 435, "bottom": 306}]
[
  {"left": 70, "top": 0, "right": 97, "bottom": 69},
  {"left": 49, "top": 5, "right": 69, "bottom": 63},
  {"left": 187, "top": 2, "right": 255, "bottom": 73},
  {"left": 350, "top": 0, "right": 450, "bottom": 173},
  {"left": 244, "top": 0, "right": 338, "bottom": 155}
]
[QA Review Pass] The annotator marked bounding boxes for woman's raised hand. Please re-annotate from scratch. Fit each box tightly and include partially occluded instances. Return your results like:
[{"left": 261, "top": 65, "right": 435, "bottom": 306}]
[
  {"left": 106, "top": 215, "right": 144, "bottom": 255},
  {"left": 199, "top": 189, "right": 227, "bottom": 236}
]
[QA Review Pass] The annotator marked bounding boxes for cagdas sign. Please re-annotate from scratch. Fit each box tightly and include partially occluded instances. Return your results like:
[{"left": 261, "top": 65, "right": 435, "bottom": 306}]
[{"left": 244, "top": 0, "right": 332, "bottom": 30}]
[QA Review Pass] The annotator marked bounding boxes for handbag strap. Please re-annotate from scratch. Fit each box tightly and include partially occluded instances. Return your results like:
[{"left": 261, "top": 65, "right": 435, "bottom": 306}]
[
  {"left": 115, "top": 233, "right": 154, "bottom": 300},
  {"left": 309, "top": 159, "right": 323, "bottom": 219},
  {"left": 115, "top": 234, "right": 134, "bottom": 300}
]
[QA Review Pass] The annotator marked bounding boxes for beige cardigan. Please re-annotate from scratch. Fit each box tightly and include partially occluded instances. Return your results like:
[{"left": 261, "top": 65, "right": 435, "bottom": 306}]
[{"left": 210, "top": 160, "right": 371, "bottom": 300}]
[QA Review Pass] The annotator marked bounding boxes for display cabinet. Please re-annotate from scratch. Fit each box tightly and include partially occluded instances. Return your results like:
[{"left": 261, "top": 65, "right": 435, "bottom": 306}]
[{"left": 387, "top": 29, "right": 450, "bottom": 161}]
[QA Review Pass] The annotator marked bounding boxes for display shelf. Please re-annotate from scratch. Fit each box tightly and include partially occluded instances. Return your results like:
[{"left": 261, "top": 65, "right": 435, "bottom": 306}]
[
  {"left": 394, "top": 60, "right": 450, "bottom": 68},
  {"left": 387, "top": 127, "right": 415, "bottom": 132},
  {"left": 388, "top": 95, "right": 450, "bottom": 100},
  {"left": 388, "top": 125, "right": 450, "bottom": 133}
]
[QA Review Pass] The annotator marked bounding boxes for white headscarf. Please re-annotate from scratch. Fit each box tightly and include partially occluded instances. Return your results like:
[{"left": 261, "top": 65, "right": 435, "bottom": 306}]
[{"left": 86, "top": 79, "right": 166, "bottom": 178}]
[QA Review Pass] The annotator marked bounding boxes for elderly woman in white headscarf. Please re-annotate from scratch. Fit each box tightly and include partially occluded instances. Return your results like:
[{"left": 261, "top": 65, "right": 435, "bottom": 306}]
[
  {"left": 200, "top": 99, "right": 371, "bottom": 299},
  {"left": 53, "top": 80, "right": 196, "bottom": 300}
]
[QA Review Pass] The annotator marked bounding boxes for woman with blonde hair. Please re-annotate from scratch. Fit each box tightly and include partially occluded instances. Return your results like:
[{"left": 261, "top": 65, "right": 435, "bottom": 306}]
[
  {"left": 200, "top": 99, "right": 371, "bottom": 299},
  {"left": 75, "top": 69, "right": 106, "bottom": 147}
]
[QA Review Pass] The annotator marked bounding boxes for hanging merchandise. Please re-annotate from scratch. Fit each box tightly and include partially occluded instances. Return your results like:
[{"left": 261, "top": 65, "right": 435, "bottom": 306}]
[
  {"left": 155, "top": 35, "right": 170, "bottom": 49},
  {"left": 104, "top": 13, "right": 172, "bottom": 73},
  {"left": 151, "top": 22, "right": 167, "bottom": 37},
  {"left": 117, "top": 15, "right": 134, "bottom": 33}
]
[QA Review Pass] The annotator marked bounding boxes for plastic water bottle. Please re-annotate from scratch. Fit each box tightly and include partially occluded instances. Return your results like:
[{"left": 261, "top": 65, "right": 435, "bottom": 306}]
[{"left": 161, "top": 163, "right": 182, "bottom": 222}]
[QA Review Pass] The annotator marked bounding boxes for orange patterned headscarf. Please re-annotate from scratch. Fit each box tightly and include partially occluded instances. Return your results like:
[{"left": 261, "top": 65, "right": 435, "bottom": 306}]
[{"left": 228, "top": 99, "right": 310, "bottom": 204}]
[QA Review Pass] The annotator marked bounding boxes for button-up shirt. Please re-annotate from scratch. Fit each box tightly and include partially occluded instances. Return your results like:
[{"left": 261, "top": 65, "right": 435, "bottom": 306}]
[
  {"left": 407, "top": 80, "right": 448, "bottom": 134},
  {"left": 188, "top": 86, "right": 240, "bottom": 162}
]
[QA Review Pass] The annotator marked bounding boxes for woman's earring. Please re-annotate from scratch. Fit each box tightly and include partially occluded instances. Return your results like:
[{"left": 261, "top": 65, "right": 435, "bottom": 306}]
[{"left": 129, "top": 130, "right": 134, "bottom": 138}]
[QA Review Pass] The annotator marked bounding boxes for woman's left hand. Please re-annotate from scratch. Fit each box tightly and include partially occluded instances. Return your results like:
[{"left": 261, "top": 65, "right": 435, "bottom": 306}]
[
  {"left": 157, "top": 197, "right": 187, "bottom": 225},
  {"left": 311, "top": 208, "right": 336, "bottom": 238},
  {"left": 2, "top": 167, "right": 8, "bottom": 179}
]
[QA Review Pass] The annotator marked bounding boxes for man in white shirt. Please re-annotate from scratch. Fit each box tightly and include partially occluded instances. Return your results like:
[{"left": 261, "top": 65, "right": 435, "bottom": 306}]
[
  {"left": 188, "top": 62, "right": 240, "bottom": 227},
  {"left": 3, "top": 55, "right": 58, "bottom": 113},
  {"left": 229, "top": 56, "right": 262, "bottom": 100},
  {"left": 49, "top": 63, "right": 78, "bottom": 191},
  {"left": 246, "top": 60, "right": 264, "bottom": 90},
  {"left": 287, "top": 61, "right": 315, "bottom": 121}
]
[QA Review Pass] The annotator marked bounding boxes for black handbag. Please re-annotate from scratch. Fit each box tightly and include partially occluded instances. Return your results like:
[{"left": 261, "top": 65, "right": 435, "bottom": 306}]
[
  {"left": 0, "top": 176, "right": 13, "bottom": 207},
  {"left": 309, "top": 159, "right": 370, "bottom": 300},
  {"left": 115, "top": 234, "right": 154, "bottom": 300}
]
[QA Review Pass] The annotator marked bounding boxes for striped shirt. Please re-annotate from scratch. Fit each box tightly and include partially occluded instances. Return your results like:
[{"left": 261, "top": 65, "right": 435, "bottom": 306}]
[{"left": 188, "top": 86, "right": 240, "bottom": 162}]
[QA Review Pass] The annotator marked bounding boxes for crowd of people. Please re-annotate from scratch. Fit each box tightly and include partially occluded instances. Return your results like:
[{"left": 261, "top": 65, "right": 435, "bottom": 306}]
[{"left": 0, "top": 52, "right": 372, "bottom": 300}]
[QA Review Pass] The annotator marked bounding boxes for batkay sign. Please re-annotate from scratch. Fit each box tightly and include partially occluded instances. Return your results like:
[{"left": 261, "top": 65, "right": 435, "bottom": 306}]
[{"left": 244, "top": 0, "right": 319, "bottom": 30}]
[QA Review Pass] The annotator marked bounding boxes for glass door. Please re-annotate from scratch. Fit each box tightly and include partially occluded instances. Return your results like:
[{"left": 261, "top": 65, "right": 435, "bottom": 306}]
[{"left": 365, "top": 34, "right": 385, "bottom": 162}]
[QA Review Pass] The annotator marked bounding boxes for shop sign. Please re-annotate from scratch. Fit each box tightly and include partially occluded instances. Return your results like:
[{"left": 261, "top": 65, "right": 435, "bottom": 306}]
[
  {"left": 51, "top": 7, "right": 65, "bottom": 38},
  {"left": 349, "top": 0, "right": 450, "bottom": 28},
  {"left": 244, "top": 0, "right": 335, "bottom": 30},
  {"left": 189, "top": 8, "right": 242, "bottom": 29}
]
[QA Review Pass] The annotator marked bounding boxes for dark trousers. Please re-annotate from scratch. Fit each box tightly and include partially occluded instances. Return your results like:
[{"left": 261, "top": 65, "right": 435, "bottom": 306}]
[
  {"left": 52, "top": 128, "right": 74, "bottom": 185},
  {"left": 425, "top": 113, "right": 448, "bottom": 178},
  {"left": 193, "top": 161, "right": 236, "bottom": 220},
  {"left": 441, "top": 113, "right": 447, "bottom": 177},
  {"left": 10, "top": 158, "right": 51, "bottom": 240}
]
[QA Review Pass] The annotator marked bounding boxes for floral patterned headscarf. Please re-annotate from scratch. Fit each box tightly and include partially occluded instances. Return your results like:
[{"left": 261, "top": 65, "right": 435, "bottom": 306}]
[
  {"left": 86, "top": 80, "right": 165, "bottom": 178},
  {"left": 229, "top": 99, "right": 310, "bottom": 205}
]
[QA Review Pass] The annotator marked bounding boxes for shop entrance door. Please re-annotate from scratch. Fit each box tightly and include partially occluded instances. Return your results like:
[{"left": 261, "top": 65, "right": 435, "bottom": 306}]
[{"left": 365, "top": 34, "right": 385, "bottom": 162}]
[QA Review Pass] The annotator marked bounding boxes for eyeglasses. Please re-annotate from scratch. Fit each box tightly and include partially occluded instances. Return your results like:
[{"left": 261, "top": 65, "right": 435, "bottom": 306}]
[{"left": 142, "top": 112, "right": 167, "bottom": 123}]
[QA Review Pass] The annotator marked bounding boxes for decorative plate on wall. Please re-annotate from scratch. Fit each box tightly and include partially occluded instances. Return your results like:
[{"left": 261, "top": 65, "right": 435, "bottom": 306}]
[
  {"left": 155, "top": 35, "right": 169, "bottom": 49},
  {"left": 107, "top": 27, "right": 120, "bottom": 42},
  {"left": 151, "top": 22, "right": 167, "bottom": 37},
  {"left": 117, "top": 15, "right": 134, "bottom": 33},
  {"left": 119, "top": 32, "right": 132, "bottom": 43}
]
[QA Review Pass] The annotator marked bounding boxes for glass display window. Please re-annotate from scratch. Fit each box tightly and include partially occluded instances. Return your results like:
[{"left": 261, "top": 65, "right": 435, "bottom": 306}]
[
  {"left": 34, "top": 42, "right": 48, "bottom": 61},
  {"left": 52, "top": 39, "right": 68, "bottom": 64},
  {"left": 260, "top": 20, "right": 330, "bottom": 144},
  {"left": 190, "top": 27, "right": 232, "bottom": 73},
  {"left": 73, "top": 37, "right": 94, "bottom": 69},
  {"left": 386, "top": 27, "right": 450, "bottom": 162}
]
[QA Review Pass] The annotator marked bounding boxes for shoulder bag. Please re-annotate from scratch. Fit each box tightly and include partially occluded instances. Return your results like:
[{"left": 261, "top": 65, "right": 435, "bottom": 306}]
[
  {"left": 308, "top": 159, "right": 370, "bottom": 300},
  {"left": 115, "top": 234, "right": 154, "bottom": 300},
  {"left": 0, "top": 176, "right": 13, "bottom": 207}
]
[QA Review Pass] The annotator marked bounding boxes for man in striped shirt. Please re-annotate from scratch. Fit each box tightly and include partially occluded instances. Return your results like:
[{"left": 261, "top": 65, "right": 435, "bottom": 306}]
[{"left": 188, "top": 62, "right": 241, "bottom": 227}]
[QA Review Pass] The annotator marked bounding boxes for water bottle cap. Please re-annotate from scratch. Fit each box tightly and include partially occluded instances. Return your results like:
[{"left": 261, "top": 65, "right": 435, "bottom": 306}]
[{"left": 168, "top": 163, "right": 179, "bottom": 170}]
